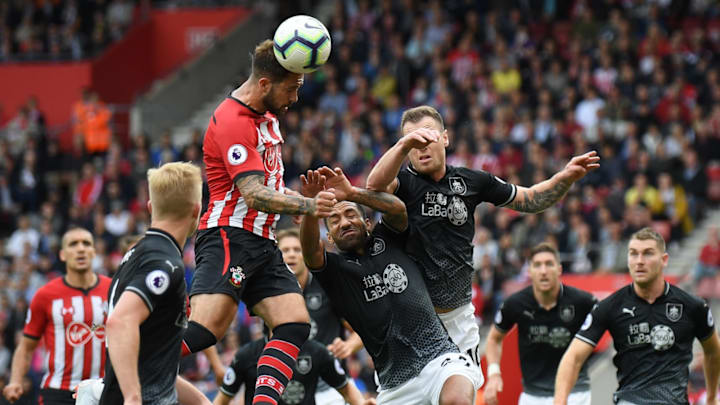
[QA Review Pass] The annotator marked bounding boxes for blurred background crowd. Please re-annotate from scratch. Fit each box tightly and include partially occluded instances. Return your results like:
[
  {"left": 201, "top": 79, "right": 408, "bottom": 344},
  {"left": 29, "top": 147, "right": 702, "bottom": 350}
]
[{"left": 2, "top": 0, "right": 720, "bottom": 402}]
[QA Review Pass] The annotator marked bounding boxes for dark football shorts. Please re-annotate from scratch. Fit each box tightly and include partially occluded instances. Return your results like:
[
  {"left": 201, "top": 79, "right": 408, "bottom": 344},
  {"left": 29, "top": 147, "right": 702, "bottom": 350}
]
[
  {"left": 39, "top": 388, "right": 75, "bottom": 405},
  {"left": 190, "top": 226, "right": 301, "bottom": 309}
]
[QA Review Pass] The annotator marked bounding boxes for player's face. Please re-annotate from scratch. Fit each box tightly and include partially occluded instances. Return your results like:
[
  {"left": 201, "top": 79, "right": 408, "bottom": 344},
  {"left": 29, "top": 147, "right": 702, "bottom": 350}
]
[
  {"left": 279, "top": 236, "right": 307, "bottom": 278},
  {"left": 628, "top": 238, "right": 668, "bottom": 286},
  {"left": 327, "top": 202, "right": 369, "bottom": 252},
  {"left": 59, "top": 229, "right": 96, "bottom": 273},
  {"left": 402, "top": 116, "right": 448, "bottom": 176},
  {"left": 529, "top": 251, "right": 561, "bottom": 293},
  {"left": 264, "top": 74, "right": 304, "bottom": 115}
]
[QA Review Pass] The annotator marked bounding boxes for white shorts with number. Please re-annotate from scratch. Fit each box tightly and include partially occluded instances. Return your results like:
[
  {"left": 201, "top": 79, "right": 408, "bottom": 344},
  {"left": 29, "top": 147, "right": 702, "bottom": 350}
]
[
  {"left": 616, "top": 401, "right": 640, "bottom": 405},
  {"left": 519, "top": 391, "right": 591, "bottom": 405},
  {"left": 376, "top": 352, "right": 483, "bottom": 405},
  {"left": 314, "top": 385, "right": 347, "bottom": 405},
  {"left": 437, "top": 303, "right": 481, "bottom": 365}
]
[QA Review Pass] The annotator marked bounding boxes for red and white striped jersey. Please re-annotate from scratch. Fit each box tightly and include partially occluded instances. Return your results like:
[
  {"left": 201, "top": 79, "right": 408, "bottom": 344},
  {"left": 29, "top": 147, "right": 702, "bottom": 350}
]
[
  {"left": 24, "top": 275, "right": 111, "bottom": 391},
  {"left": 199, "top": 97, "right": 285, "bottom": 240}
]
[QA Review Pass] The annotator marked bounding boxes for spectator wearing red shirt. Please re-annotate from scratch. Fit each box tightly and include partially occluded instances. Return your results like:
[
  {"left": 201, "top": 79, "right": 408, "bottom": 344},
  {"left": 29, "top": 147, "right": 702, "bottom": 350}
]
[{"left": 694, "top": 227, "right": 720, "bottom": 284}]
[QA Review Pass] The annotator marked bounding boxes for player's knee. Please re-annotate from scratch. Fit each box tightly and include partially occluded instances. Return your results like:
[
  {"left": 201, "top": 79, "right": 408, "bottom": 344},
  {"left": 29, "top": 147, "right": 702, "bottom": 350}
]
[
  {"left": 439, "top": 391, "right": 473, "bottom": 405},
  {"left": 182, "top": 321, "right": 218, "bottom": 355},
  {"left": 439, "top": 376, "right": 474, "bottom": 405},
  {"left": 271, "top": 322, "right": 311, "bottom": 347}
]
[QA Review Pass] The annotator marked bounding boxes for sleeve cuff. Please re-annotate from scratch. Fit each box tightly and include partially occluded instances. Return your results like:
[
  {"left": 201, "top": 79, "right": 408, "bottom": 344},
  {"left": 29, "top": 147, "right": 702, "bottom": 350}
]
[
  {"left": 126, "top": 287, "right": 154, "bottom": 312},
  {"left": 497, "top": 184, "right": 518, "bottom": 207},
  {"left": 574, "top": 334, "right": 598, "bottom": 347},
  {"left": 232, "top": 170, "right": 265, "bottom": 184}
]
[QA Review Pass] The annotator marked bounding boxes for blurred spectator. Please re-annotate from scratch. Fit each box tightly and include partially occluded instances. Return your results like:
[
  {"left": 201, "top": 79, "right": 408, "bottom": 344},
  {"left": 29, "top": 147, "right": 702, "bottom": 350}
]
[
  {"left": 694, "top": 227, "right": 720, "bottom": 284},
  {"left": 5, "top": 216, "right": 38, "bottom": 259},
  {"left": 625, "top": 173, "right": 663, "bottom": 216}
]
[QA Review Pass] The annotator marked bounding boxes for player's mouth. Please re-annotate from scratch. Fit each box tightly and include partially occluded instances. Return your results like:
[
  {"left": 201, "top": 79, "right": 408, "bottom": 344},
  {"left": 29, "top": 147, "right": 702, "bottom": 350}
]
[
  {"left": 341, "top": 228, "right": 358, "bottom": 238},
  {"left": 418, "top": 154, "right": 432, "bottom": 163}
]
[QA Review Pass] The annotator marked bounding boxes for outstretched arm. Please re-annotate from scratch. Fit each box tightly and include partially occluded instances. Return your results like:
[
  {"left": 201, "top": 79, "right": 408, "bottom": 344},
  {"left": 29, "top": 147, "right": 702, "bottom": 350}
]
[
  {"left": 236, "top": 174, "right": 334, "bottom": 217},
  {"left": 507, "top": 151, "right": 600, "bottom": 213},
  {"left": 299, "top": 170, "right": 332, "bottom": 269},
  {"left": 320, "top": 167, "right": 408, "bottom": 232},
  {"left": 483, "top": 326, "right": 507, "bottom": 405},
  {"left": 366, "top": 128, "right": 440, "bottom": 193},
  {"left": 553, "top": 338, "right": 594, "bottom": 405}
]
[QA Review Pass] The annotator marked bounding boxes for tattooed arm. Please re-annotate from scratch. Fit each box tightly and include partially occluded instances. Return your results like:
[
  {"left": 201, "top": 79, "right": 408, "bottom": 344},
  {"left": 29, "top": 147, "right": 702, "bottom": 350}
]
[
  {"left": 319, "top": 167, "right": 408, "bottom": 232},
  {"left": 235, "top": 174, "right": 334, "bottom": 217},
  {"left": 506, "top": 151, "right": 601, "bottom": 214},
  {"left": 506, "top": 177, "right": 573, "bottom": 214}
]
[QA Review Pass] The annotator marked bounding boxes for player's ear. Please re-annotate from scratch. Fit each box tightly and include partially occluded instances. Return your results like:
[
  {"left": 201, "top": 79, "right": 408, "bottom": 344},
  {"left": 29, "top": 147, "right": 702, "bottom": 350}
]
[
  {"left": 257, "top": 77, "right": 272, "bottom": 95},
  {"left": 441, "top": 129, "right": 449, "bottom": 147},
  {"left": 59, "top": 247, "right": 67, "bottom": 263},
  {"left": 147, "top": 200, "right": 152, "bottom": 216},
  {"left": 326, "top": 233, "right": 335, "bottom": 247}
]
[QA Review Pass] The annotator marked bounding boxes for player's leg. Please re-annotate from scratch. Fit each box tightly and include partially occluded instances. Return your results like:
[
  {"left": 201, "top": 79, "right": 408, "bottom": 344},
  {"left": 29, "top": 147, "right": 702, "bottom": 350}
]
[
  {"left": 183, "top": 293, "right": 237, "bottom": 354},
  {"left": 182, "top": 227, "right": 248, "bottom": 355},
  {"left": 428, "top": 353, "right": 483, "bottom": 405},
  {"left": 437, "top": 376, "right": 475, "bottom": 405},
  {"left": 247, "top": 249, "right": 310, "bottom": 405},
  {"left": 437, "top": 304, "right": 482, "bottom": 366}
]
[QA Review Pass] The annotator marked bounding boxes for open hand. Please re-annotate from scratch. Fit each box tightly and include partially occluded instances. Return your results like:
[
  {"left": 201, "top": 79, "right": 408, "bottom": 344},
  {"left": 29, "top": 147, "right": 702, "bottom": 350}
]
[
  {"left": 400, "top": 127, "right": 440, "bottom": 151},
  {"left": 300, "top": 170, "right": 327, "bottom": 198},
  {"left": 556, "top": 151, "right": 601, "bottom": 184},
  {"left": 318, "top": 167, "right": 354, "bottom": 201}
]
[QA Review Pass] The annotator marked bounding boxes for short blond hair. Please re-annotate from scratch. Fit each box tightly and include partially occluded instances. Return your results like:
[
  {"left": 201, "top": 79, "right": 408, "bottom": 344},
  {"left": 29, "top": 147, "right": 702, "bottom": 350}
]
[
  {"left": 400, "top": 105, "right": 444, "bottom": 133},
  {"left": 630, "top": 227, "right": 666, "bottom": 252},
  {"left": 147, "top": 162, "right": 202, "bottom": 220}
]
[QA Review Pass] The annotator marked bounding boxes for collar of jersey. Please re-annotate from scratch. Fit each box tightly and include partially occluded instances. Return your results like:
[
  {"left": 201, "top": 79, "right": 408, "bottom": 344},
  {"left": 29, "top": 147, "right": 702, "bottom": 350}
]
[
  {"left": 145, "top": 228, "right": 183, "bottom": 256},
  {"left": 407, "top": 164, "right": 452, "bottom": 182},
  {"left": 227, "top": 95, "right": 264, "bottom": 116},
  {"left": 628, "top": 281, "right": 671, "bottom": 301}
]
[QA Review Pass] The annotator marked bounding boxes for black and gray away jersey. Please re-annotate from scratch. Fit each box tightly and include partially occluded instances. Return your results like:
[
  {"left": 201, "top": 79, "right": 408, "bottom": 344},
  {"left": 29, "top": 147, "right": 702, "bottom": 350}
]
[
  {"left": 100, "top": 229, "right": 187, "bottom": 405},
  {"left": 495, "top": 285, "right": 596, "bottom": 396},
  {"left": 311, "top": 222, "right": 459, "bottom": 389},
  {"left": 396, "top": 165, "right": 516, "bottom": 309},
  {"left": 220, "top": 338, "right": 348, "bottom": 405},
  {"left": 576, "top": 282, "right": 715, "bottom": 405},
  {"left": 304, "top": 273, "right": 343, "bottom": 346}
]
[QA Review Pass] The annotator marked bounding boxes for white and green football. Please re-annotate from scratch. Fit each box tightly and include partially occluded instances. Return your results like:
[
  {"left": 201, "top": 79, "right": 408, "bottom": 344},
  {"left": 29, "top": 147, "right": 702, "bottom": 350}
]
[{"left": 273, "top": 15, "right": 331, "bottom": 74}]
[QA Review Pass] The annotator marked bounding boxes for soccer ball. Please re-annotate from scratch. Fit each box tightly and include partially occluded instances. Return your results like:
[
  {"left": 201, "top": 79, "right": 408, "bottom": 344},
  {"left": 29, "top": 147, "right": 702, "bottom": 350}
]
[{"left": 273, "top": 15, "right": 331, "bottom": 74}]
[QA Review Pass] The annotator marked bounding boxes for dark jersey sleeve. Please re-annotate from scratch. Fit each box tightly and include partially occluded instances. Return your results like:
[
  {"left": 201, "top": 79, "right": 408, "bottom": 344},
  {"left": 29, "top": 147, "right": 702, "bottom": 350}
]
[
  {"left": 316, "top": 345, "right": 349, "bottom": 389},
  {"left": 575, "top": 299, "right": 607, "bottom": 347},
  {"left": 124, "top": 259, "right": 184, "bottom": 312},
  {"left": 394, "top": 169, "right": 413, "bottom": 201},
  {"left": 220, "top": 346, "right": 253, "bottom": 397},
  {"left": 494, "top": 299, "right": 516, "bottom": 333},
  {"left": 692, "top": 300, "right": 715, "bottom": 341},
  {"left": 466, "top": 169, "right": 517, "bottom": 207}
]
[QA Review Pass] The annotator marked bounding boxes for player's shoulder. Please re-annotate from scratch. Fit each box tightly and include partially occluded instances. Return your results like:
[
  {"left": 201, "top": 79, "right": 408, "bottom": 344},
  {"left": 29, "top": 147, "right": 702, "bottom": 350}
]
[
  {"left": 667, "top": 283, "right": 706, "bottom": 307},
  {"left": 562, "top": 284, "right": 596, "bottom": 304},
  {"left": 598, "top": 284, "right": 633, "bottom": 307},
  {"left": 506, "top": 285, "right": 534, "bottom": 305},
  {"left": 31, "top": 276, "right": 67, "bottom": 300}
]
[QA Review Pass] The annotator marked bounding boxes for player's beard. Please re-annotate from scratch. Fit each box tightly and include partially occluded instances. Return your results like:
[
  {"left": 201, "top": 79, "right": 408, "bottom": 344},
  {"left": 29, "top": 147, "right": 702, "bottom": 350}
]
[
  {"left": 263, "top": 88, "right": 289, "bottom": 116},
  {"left": 333, "top": 224, "right": 367, "bottom": 252}
]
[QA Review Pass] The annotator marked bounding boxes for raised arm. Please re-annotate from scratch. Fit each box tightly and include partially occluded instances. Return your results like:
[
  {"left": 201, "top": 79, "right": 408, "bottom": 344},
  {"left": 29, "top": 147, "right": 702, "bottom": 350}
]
[
  {"left": 507, "top": 151, "right": 600, "bottom": 214},
  {"left": 553, "top": 338, "right": 594, "bottom": 405},
  {"left": 299, "top": 170, "right": 332, "bottom": 269},
  {"left": 235, "top": 174, "right": 335, "bottom": 217},
  {"left": 320, "top": 167, "right": 408, "bottom": 232},
  {"left": 483, "top": 326, "right": 507, "bottom": 405},
  {"left": 366, "top": 128, "right": 440, "bottom": 193},
  {"left": 701, "top": 330, "right": 720, "bottom": 405}
]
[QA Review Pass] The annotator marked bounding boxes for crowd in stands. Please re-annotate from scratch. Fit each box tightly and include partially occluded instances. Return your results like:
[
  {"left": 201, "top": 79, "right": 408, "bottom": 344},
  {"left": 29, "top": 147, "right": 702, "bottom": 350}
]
[
  {"left": 2, "top": 0, "right": 720, "bottom": 401},
  {"left": 0, "top": 0, "right": 138, "bottom": 61}
]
